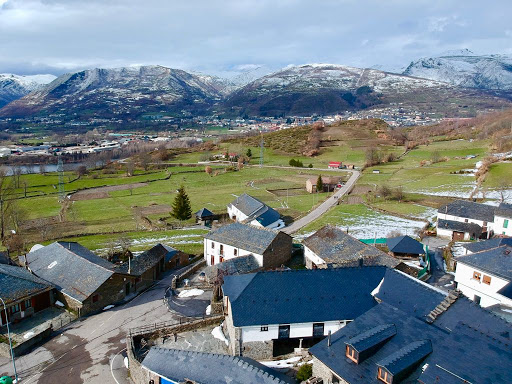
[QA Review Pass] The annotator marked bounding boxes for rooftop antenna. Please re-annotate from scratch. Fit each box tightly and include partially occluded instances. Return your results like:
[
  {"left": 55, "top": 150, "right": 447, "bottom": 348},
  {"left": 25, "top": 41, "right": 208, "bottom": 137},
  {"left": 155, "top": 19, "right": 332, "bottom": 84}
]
[
  {"left": 259, "top": 131, "right": 264, "bottom": 168},
  {"left": 57, "top": 155, "right": 65, "bottom": 202}
]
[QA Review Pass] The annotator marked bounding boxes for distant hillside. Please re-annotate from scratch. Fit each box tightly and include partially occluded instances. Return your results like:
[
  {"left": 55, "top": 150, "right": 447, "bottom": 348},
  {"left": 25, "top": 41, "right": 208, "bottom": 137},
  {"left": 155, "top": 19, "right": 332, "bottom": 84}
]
[{"left": 0, "top": 73, "right": 56, "bottom": 108}]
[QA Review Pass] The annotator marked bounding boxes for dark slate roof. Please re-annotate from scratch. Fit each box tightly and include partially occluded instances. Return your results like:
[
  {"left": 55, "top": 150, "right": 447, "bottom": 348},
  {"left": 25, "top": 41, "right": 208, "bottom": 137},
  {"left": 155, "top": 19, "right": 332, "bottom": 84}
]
[
  {"left": 251, "top": 206, "right": 281, "bottom": 227},
  {"left": 141, "top": 348, "right": 295, "bottom": 384},
  {"left": 205, "top": 254, "right": 260, "bottom": 282},
  {"left": 437, "top": 218, "right": 482, "bottom": 235},
  {"left": 455, "top": 245, "right": 512, "bottom": 280},
  {"left": 377, "top": 339, "right": 432, "bottom": 376},
  {"left": 373, "top": 269, "right": 447, "bottom": 320},
  {"left": 496, "top": 202, "right": 512, "bottom": 218},
  {"left": 303, "top": 226, "right": 399, "bottom": 268},
  {"left": 195, "top": 207, "right": 214, "bottom": 218},
  {"left": 498, "top": 282, "right": 512, "bottom": 299},
  {"left": 115, "top": 244, "right": 167, "bottom": 276},
  {"left": 438, "top": 199, "right": 495, "bottom": 222},
  {"left": 463, "top": 237, "right": 512, "bottom": 253},
  {"left": 26, "top": 242, "right": 115, "bottom": 303},
  {"left": 418, "top": 322, "right": 512, "bottom": 384},
  {"left": 386, "top": 235, "right": 425, "bottom": 255},
  {"left": 205, "top": 222, "right": 282, "bottom": 255},
  {"left": 222, "top": 267, "right": 386, "bottom": 327},
  {"left": 0, "top": 264, "right": 53, "bottom": 305},
  {"left": 229, "top": 193, "right": 265, "bottom": 216},
  {"left": 0, "top": 251, "right": 11, "bottom": 265},
  {"left": 346, "top": 324, "right": 396, "bottom": 354}
]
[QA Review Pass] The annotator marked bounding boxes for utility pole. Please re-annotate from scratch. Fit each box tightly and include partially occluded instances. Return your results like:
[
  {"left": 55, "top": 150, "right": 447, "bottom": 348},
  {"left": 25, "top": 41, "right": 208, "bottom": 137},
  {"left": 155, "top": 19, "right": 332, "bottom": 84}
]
[
  {"left": 0, "top": 297, "right": 18, "bottom": 382},
  {"left": 57, "top": 156, "right": 65, "bottom": 202}
]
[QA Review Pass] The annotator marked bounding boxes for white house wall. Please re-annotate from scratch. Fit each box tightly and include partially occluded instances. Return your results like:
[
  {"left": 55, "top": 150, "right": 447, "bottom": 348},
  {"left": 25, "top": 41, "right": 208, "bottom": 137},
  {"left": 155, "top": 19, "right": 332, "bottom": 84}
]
[
  {"left": 494, "top": 215, "right": 512, "bottom": 237},
  {"left": 455, "top": 262, "right": 512, "bottom": 308},
  {"left": 227, "top": 205, "right": 249, "bottom": 222},
  {"left": 304, "top": 247, "right": 327, "bottom": 268},
  {"left": 204, "top": 239, "right": 263, "bottom": 266},
  {"left": 241, "top": 321, "right": 346, "bottom": 343}
]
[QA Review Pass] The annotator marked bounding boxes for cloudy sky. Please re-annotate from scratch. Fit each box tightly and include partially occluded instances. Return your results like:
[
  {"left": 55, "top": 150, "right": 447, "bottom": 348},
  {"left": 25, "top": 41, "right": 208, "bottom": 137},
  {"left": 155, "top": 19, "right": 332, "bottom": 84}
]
[{"left": 1, "top": 0, "right": 511, "bottom": 78}]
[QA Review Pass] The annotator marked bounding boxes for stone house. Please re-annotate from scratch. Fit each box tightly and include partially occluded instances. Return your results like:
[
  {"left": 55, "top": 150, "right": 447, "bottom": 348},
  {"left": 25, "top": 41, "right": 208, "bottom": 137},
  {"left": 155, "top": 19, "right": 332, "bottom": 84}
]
[
  {"left": 221, "top": 267, "right": 387, "bottom": 359},
  {"left": 227, "top": 193, "right": 285, "bottom": 229},
  {"left": 24, "top": 242, "right": 128, "bottom": 316},
  {"left": 0, "top": 264, "right": 54, "bottom": 326},
  {"left": 204, "top": 222, "right": 292, "bottom": 269},
  {"left": 437, "top": 200, "right": 495, "bottom": 240},
  {"left": 302, "top": 226, "right": 399, "bottom": 269},
  {"left": 305, "top": 177, "right": 343, "bottom": 194}
]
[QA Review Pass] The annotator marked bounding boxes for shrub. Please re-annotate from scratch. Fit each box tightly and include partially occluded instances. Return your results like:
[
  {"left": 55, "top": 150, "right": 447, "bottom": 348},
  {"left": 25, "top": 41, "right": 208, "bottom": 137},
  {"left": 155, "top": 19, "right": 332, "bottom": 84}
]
[
  {"left": 308, "top": 163, "right": 313, "bottom": 168},
  {"left": 296, "top": 364, "right": 313, "bottom": 382}
]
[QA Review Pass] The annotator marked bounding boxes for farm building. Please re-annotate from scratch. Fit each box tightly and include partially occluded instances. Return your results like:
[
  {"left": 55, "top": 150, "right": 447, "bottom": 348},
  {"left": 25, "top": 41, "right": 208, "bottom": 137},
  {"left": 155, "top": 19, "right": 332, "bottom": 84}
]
[
  {"left": 227, "top": 193, "right": 284, "bottom": 229},
  {"left": 386, "top": 235, "right": 426, "bottom": 258},
  {"left": 305, "top": 177, "right": 343, "bottom": 193},
  {"left": 437, "top": 200, "right": 495, "bottom": 240},
  {"left": 328, "top": 161, "right": 343, "bottom": 169}
]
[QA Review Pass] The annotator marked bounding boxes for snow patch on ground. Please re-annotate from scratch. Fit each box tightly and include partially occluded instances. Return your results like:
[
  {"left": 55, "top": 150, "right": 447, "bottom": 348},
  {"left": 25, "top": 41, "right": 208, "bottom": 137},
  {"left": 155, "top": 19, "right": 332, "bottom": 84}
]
[
  {"left": 124, "top": 356, "right": 129, "bottom": 369},
  {"left": 178, "top": 289, "right": 204, "bottom": 298},
  {"left": 259, "top": 356, "right": 301, "bottom": 368},
  {"left": 23, "top": 331, "right": 35, "bottom": 339},
  {"left": 336, "top": 213, "right": 426, "bottom": 239},
  {"left": 205, "top": 305, "right": 211, "bottom": 315},
  {"left": 103, "top": 305, "right": 115, "bottom": 311},
  {"left": 55, "top": 300, "right": 65, "bottom": 307},
  {"left": 211, "top": 325, "right": 229, "bottom": 346}
]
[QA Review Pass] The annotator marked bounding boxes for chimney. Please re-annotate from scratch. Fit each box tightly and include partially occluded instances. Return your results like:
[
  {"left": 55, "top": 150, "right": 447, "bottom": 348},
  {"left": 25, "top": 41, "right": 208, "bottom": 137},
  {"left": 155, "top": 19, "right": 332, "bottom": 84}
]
[{"left": 327, "top": 330, "right": 332, "bottom": 347}]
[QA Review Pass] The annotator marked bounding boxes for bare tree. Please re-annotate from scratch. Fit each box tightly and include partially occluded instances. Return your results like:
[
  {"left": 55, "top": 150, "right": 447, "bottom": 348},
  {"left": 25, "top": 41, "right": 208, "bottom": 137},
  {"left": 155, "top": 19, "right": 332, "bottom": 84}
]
[
  {"left": 125, "top": 160, "right": 135, "bottom": 176},
  {"left": 5, "top": 233, "right": 25, "bottom": 257},
  {"left": 140, "top": 152, "right": 151, "bottom": 171},
  {"left": 12, "top": 165, "right": 22, "bottom": 189},
  {"left": 76, "top": 165, "right": 87, "bottom": 177},
  {"left": 205, "top": 166, "right": 213, "bottom": 176},
  {"left": 39, "top": 163, "right": 47, "bottom": 175}
]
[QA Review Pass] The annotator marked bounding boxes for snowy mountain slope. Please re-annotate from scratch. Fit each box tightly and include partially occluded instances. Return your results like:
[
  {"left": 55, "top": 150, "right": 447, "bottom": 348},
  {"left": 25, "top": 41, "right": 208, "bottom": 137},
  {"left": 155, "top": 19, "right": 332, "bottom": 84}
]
[
  {"left": 403, "top": 50, "right": 512, "bottom": 91},
  {"left": 0, "top": 73, "right": 56, "bottom": 108},
  {"left": 0, "top": 65, "right": 224, "bottom": 118}
]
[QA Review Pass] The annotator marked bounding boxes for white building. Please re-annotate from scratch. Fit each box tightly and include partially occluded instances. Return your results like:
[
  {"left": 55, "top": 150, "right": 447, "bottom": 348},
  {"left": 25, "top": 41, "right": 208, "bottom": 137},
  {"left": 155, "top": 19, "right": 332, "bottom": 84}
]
[
  {"left": 221, "top": 267, "right": 387, "bottom": 359},
  {"left": 455, "top": 245, "right": 512, "bottom": 308},
  {"left": 203, "top": 222, "right": 292, "bottom": 268},
  {"left": 494, "top": 203, "right": 512, "bottom": 237},
  {"left": 227, "top": 193, "right": 285, "bottom": 229},
  {"left": 437, "top": 200, "right": 495, "bottom": 240}
]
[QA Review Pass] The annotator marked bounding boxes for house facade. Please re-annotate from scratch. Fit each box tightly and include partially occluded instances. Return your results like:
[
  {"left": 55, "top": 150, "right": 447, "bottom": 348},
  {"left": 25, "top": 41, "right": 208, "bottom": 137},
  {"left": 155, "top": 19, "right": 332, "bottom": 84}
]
[
  {"left": 305, "top": 177, "right": 343, "bottom": 194},
  {"left": 227, "top": 193, "right": 285, "bottom": 229},
  {"left": 437, "top": 200, "right": 495, "bottom": 240},
  {"left": 454, "top": 245, "right": 512, "bottom": 308},
  {"left": 203, "top": 222, "right": 292, "bottom": 269},
  {"left": 222, "top": 267, "right": 387, "bottom": 359},
  {"left": 495, "top": 203, "right": 512, "bottom": 237}
]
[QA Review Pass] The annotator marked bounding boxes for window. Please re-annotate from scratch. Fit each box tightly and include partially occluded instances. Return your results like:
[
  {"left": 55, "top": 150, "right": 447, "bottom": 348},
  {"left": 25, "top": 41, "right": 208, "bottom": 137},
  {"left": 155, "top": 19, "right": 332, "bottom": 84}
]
[
  {"left": 24, "top": 299, "right": 31, "bottom": 309},
  {"left": 261, "top": 325, "right": 268, "bottom": 332},
  {"left": 234, "top": 249, "right": 238, "bottom": 257},
  {"left": 473, "top": 271, "right": 481, "bottom": 281},
  {"left": 505, "top": 219, "right": 509, "bottom": 229},
  {"left": 92, "top": 294, "right": 99, "bottom": 303},
  {"left": 211, "top": 242, "right": 215, "bottom": 249},
  {"left": 278, "top": 325, "right": 290, "bottom": 339},
  {"left": 10, "top": 304, "right": 20, "bottom": 314},
  {"left": 313, "top": 323, "right": 325, "bottom": 337},
  {"left": 465, "top": 218, "right": 469, "bottom": 223},
  {"left": 378, "top": 367, "right": 392, "bottom": 384},
  {"left": 483, "top": 275, "right": 492, "bottom": 285},
  {"left": 345, "top": 345, "right": 358, "bottom": 364},
  {"left": 220, "top": 244, "right": 224, "bottom": 255},
  {"left": 219, "top": 255, "right": 224, "bottom": 263},
  {"left": 474, "top": 295, "right": 481, "bottom": 305}
]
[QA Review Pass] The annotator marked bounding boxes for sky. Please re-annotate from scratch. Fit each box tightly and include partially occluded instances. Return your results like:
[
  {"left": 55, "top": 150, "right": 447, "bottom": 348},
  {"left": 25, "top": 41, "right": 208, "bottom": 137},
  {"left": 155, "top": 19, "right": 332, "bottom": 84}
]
[{"left": 1, "top": 0, "right": 511, "bottom": 79}]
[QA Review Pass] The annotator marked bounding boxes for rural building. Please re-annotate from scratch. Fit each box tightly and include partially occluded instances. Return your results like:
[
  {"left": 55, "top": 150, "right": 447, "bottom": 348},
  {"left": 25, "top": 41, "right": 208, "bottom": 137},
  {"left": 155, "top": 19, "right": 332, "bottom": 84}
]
[
  {"left": 328, "top": 161, "right": 342, "bottom": 169},
  {"left": 305, "top": 177, "right": 343, "bottom": 193},
  {"left": 311, "top": 266, "right": 512, "bottom": 384},
  {"left": 437, "top": 200, "right": 495, "bottom": 240},
  {"left": 386, "top": 235, "right": 425, "bottom": 258},
  {"left": 221, "top": 267, "right": 387, "bottom": 359},
  {"left": 195, "top": 207, "right": 216, "bottom": 226},
  {"left": 462, "top": 237, "right": 512, "bottom": 255},
  {"left": 203, "top": 222, "right": 292, "bottom": 268},
  {"left": 0, "top": 264, "right": 54, "bottom": 326},
  {"left": 25, "top": 242, "right": 127, "bottom": 316},
  {"left": 454, "top": 245, "right": 512, "bottom": 308},
  {"left": 302, "top": 226, "right": 399, "bottom": 269},
  {"left": 140, "top": 348, "right": 295, "bottom": 384},
  {"left": 227, "top": 193, "right": 285, "bottom": 229},
  {"left": 495, "top": 203, "right": 512, "bottom": 236},
  {"left": 204, "top": 254, "right": 260, "bottom": 284}
]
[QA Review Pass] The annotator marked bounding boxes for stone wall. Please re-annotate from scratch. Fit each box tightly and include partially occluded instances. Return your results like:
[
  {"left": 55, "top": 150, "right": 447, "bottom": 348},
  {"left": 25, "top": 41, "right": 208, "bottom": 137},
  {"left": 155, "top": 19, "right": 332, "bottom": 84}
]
[
  {"left": 80, "top": 274, "right": 127, "bottom": 315},
  {"left": 242, "top": 340, "right": 274, "bottom": 360},
  {"left": 311, "top": 357, "right": 348, "bottom": 384},
  {"left": 223, "top": 300, "right": 241, "bottom": 356},
  {"left": 263, "top": 232, "right": 293, "bottom": 269},
  {"left": 0, "top": 326, "right": 52, "bottom": 357}
]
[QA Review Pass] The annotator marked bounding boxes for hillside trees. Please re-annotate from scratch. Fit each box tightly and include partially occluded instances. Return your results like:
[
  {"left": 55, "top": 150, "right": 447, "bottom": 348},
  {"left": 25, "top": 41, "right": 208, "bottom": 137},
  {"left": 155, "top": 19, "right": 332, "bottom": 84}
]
[{"left": 171, "top": 186, "right": 192, "bottom": 221}]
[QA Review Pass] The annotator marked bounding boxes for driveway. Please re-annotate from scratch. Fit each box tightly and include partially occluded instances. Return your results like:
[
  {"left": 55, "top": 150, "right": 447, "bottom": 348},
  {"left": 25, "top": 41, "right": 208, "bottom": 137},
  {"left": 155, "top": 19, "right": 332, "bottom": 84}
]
[
  {"left": 283, "top": 170, "right": 360, "bottom": 234},
  {"left": 0, "top": 269, "right": 185, "bottom": 384}
]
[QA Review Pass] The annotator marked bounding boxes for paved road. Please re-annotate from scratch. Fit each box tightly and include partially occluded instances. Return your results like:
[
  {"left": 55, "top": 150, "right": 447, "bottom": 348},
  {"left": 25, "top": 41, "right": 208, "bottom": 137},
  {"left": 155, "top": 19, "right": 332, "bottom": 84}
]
[
  {"left": 283, "top": 170, "right": 360, "bottom": 234},
  {"left": 0, "top": 270, "right": 184, "bottom": 384}
]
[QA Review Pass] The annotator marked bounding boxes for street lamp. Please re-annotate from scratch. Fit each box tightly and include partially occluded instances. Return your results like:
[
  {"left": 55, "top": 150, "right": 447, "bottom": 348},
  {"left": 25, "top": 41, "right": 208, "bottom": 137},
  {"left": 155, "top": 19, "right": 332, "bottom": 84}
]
[{"left": 0, "top": 297, "right": 18, "bottom": 383}]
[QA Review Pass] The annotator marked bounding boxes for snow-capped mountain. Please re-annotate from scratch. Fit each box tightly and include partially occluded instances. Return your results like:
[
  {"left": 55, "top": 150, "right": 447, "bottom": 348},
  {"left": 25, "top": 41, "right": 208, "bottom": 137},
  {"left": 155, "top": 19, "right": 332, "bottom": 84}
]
[
  {"left": 403, "top": 50, "right": 512, "bottom": 91},
  {"left": 0, "top": 73, "right": 56, "bottom": 108},
  {"left": 222, "top": 63, "right": 498, "bottom": 116},
  {"left": 0, "top": 65, "right": 225, "bottom": 118}
]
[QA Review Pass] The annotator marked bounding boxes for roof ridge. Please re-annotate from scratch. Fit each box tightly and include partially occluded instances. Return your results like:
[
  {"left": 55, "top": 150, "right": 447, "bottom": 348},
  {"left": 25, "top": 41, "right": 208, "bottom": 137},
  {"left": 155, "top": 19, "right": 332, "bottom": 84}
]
[
  {"left": 56, "top": 242, "right": 114, "bottom": 273},
  {"left": 0, "top": 264, "right": 50, "bottom": 287},
  {"left": 390, "top": 269, "right": 447, "bottom": 296}
]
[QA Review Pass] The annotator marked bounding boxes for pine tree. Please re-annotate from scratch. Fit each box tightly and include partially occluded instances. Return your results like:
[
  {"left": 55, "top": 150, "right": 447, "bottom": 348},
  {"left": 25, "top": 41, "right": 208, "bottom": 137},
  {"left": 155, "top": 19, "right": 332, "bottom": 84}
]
[
  {"left": 246, "top": 148, "right": 252, "bottom": 158},
  {"left": 171, "top": 185, "right": 192, "bottom": 221},
  {"left": 316, "top": 175, "right": 323, "bottom": 193}
]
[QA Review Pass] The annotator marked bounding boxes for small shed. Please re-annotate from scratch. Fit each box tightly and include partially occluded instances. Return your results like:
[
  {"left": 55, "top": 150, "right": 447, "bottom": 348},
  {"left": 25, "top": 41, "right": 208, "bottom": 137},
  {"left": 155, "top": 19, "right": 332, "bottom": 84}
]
[
  {"left": 195, "top": 207, "right": 215, "bottom": 226},
  {"left": 386, "top": 236, "right": 425, "bottom": 258}
]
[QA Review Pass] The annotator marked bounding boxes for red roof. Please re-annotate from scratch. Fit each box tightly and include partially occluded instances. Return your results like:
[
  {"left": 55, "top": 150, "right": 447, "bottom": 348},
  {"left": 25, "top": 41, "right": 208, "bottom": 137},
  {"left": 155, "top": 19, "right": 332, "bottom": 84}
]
[{"left": 329, "top": 161, "right": 342, "bottom": 166}]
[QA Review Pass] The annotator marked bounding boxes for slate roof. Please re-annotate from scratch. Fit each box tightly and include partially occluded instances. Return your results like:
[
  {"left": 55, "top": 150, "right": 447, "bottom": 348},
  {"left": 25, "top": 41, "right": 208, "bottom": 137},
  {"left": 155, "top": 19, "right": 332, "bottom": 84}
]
[
  {"left": 455, "top": 245, "right": 512, "bottom": 280},
  {"left": 438, "top": 199, "right": 495, "bottom": 222},
  {"left": 386, "top": 235, "right": 425, "bottom": 255},
  {"left": 195, "top": 207, "right": 214, "bottom": 218},
  {"left": 141, "top": 348, "right": 295, "bottom": 384},
  {"left": 377, "top": 339, "right": 432, "bottom": 377},
  {"left": 115, "top": 244, "right": 167, "bottom": 276},
  {"left": 205, "top": 254, "right": 260, "bottom": 282},
  {"left": 346, "top": 324, "right": 396, "bottom": 355},
  {"left": 0, "top": 264, "right": 53, "bottom": 305},
  {"left": 496, "top": 202, "right": 512, "bottom": 218},
  {"left": 462, "top": 237, "right": 512, "bottom": 253},
  {"left": 26, "top": 242, "right": 115, "bottom": 303},
  {"left": 303, "top": 226, "right": 399, "bottom": 268},
  {"left": 498, "top": 282, "right": 512, "bottom": 299},
  {"left": 0, "top": 251, "right": 11, "bottom": 265},
  {"left": 372, "top": 269, "right": 447, "bottom": 320},
  {"left": 222, "top": 267, "right": 386, "bottom": 327},
  {"left": 205, "top": 222, "right": 281, "bottom": 255},
  {"left": 437, "top": 218, "right": 482, "bottom": 235},
  {"left": 229, "top": 193, "right": 281, "bottom": 227}
]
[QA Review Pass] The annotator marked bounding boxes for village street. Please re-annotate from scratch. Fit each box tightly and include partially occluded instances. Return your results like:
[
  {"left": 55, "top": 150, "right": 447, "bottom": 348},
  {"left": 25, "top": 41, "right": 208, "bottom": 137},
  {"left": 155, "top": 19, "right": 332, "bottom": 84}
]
[{"left": 0, "top": 270, "right": 183, "bottom": 384}]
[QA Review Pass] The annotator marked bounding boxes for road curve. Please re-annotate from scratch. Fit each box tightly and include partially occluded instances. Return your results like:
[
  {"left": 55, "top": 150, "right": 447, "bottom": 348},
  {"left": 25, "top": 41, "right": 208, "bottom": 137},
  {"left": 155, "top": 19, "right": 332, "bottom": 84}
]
[{"left": 282, "top": 170, "right": 360, "bottom": 234}]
